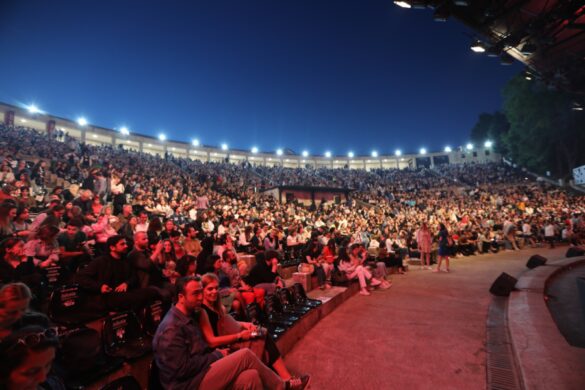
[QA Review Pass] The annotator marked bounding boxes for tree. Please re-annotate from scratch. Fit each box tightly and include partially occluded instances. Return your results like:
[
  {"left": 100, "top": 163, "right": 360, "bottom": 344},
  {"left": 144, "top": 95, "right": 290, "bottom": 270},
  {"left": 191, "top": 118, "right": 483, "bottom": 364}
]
[
  {"left": 470, "top": 111, "right": 509, "bottom": 155},
  {"left": 501, "top": 75, "right": 585, "bottom": 178}
]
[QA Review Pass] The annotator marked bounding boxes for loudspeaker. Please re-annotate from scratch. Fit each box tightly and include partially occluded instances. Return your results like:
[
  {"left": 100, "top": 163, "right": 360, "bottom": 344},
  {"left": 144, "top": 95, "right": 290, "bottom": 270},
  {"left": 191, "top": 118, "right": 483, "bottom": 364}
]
[
  {"left": 566, "top": 247, "right": 585, "bottom": 258},
  {"left": 526, "top": 255, "right": 547, "bottom": 269},
  {"left": 489, "top": 272, "right": 518, "bottom": 297}
]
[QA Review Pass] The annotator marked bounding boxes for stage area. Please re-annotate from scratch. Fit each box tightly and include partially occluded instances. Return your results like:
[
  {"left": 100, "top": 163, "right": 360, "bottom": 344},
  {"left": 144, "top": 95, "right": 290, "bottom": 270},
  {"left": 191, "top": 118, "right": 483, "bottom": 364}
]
[{"left": 283, "top": 247, "right": 579, "bottom": 390}]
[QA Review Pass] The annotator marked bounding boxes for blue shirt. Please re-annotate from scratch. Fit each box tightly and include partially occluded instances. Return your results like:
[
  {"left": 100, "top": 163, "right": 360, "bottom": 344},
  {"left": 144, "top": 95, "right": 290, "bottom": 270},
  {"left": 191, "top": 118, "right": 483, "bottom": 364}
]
[{"left": 153, "top": 306, "right": 222, "bottom": 389}]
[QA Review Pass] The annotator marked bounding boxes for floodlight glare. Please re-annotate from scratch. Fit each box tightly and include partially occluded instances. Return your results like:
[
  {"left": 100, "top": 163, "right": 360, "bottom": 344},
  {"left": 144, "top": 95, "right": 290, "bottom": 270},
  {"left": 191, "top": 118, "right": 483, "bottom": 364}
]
[
  {"left": 371, "top": 151, "right": 378, "bottom": 158},
  {"left": 420, "top": 148, "right": 427, "bottom": 155},
  {"left": 302, "top": 150, "right": 309, "bottom": 157},
  {"left": 251, "top": 147, "right": 259, "bottom": 154},
  {"left": 120, "top": 127, "right": 130, "bottom": 136},
  {"left": 77, "top": 117, "right": 88, "bottom": 126},
  {"left": 192, "top": 139, "right": 200, "bottom": 146},
  {"left": 325, "top": 151, "right": 332, "bottom": 158},
  {"left": 27, "top": 104, "right": 40, "bottom": 114},
  {"left": 395, "top": 149, "right": 402, "bottom": 157},
  {"left": 348, "top": 151, "right": 354, "bottom": 158},
  {"left": 394, "top": 1, "right": 412, "bottom": 8},
  {"left": 158, "top": 133, "right": 166, "bottom": 141},
  {"left": 276, "top": 149, "right": 283, "bottom": 156},
  {"left": 466, "top": 143, "right": 474, "bottom": 150},
  {"left": 444, "top": 146, "right": 452, "bottom": 153},
  {"left": 221, "top": 143, "right": 228, "bottom": 151},
  {"left": 470, "top": 41, "right": 486, "bottom": 53},
  {"left": 484, "top": 140, "right": 493, "bottom": 148}
]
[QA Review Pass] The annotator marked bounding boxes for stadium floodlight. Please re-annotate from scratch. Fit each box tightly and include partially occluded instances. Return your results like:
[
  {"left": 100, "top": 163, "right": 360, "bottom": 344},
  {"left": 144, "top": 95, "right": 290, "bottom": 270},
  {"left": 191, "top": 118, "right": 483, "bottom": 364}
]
[
  {"left": 395, "top": 149, "right": 402, "bottom": 157},
  {"left": 77, "top": 117, "right": 88, "bottom": 126},
  {"left": 302, "top": 150, "right": 309, "bottom": 157},
  {"left": 27, "top": 104, "right": 41, "bottom": 114},
  {"left": 484, "top": 140, "right": 493, "bottom": 148},
  {"left": 394, "top": 1, "right": 412, "bottom": 8},
  {"left": 420, "top": 148, "right": 427, "bottom": 155},
  {"left": 120, "top": 126, "right": 130, "bottom": 136},
  {"left": 470, "top": 40, "right": 486, "bottom": 53},
  {"left": 371, "top": 150, "right": 378, "bottom": 158},
  {"left": 192, "top": 139, "right": 200, "bottom": 147},
  {"left": 466, "top": 143, "right": 474, "bottom": 150},
  {"left": 276, "top": 148, "right": 283, "bottom": 156},
  {"left": 251, "top": 146, "right": 259, "bottom": 154},
  {"left": 158, "top": 133, "right": 166, "bottom": 141},
  {"left": 325, "top": 151, "right": 332, "bottom": 158},
  {"left": 444, "top": 146, "right": 452, "bottom": 153},
  {"left": 221, "top": 143, "right": 228, "bottom": 151},
  {"left": 348, "top": 151, "right": 354, "bottom": 158}
]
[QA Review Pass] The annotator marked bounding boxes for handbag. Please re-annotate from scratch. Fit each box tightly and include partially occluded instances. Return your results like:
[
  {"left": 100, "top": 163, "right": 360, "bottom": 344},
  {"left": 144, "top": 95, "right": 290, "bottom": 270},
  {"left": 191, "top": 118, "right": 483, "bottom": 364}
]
[
  {"left": 218, "top": 314, "right": 266, "bottom": 361},
  {"left": 298, "top": 263, "right": 315, "bottom": 274}
]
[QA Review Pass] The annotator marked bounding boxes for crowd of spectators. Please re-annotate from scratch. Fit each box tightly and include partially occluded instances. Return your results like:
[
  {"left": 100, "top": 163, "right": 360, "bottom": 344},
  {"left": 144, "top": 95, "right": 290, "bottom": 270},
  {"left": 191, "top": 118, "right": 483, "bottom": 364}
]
[{"left": 1, "top": 122, "right": 585, "bottom": 389}]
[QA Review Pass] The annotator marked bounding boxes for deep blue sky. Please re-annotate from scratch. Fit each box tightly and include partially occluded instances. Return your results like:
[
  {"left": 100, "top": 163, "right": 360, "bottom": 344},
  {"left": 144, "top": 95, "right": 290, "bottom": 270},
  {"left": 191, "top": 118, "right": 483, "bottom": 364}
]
[{"left": 0, "top": 0, "right": 522, "bottom": 155}]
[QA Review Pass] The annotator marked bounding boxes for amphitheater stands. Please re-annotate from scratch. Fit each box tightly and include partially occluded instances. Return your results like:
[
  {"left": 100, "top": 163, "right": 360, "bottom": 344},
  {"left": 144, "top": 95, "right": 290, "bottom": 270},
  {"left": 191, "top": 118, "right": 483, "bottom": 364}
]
[{"left": 1, "top": 122, "right": 585, "bottom": 388}]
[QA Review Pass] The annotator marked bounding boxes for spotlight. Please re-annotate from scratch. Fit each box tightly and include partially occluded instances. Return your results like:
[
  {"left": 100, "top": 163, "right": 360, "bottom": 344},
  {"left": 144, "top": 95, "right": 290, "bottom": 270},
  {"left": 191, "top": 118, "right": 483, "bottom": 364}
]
[
  {"left": 395, "top": 149, "right": 402, "bottom": 157},
  {"left": 420, "top": 148, "right": 427, "bottom": 155},
  {"left": 77, "top": 117, "right": 88, "bottom": 126},
  {"left": 444, "top": 146, "right": 452, "bottom": 153},
  {"left": 325, "top": 151, "right": 332, "bottom": 158},
  {"left": 484, "top": 140, "right": 493, "bottom": 148},
  {"left": 27, "top": 104, "right": 41, "bottom": 114},
  {"left": 393, "top": 1, "right": 411, "bottom": 8},
  {"left": 572, "top": 102, "right": 584, "bottom": 111},
  {"left": 302, "top": 150, "right": 309, "bottom": 157},
  {"left": 192, "top": 139, "right": 200, "bottom": 146},
  {"left": 466, "top": 143, "right": 474, "bottom": 150},
  {"left": 470, "top": 40, "right": 486, "bottom": 53},
  {"left": 276, "top": 149, "right": 283, "bottom": 156},
  {"left": 251, "top": 147, "right": 259, "bottom": 154},
  {"left": 221, "top": 143, "right": 228, "bottom": 151},
  {"left": 371, "top": 151, "right": 378, "bottom": 158},
  {"left": 158, "top": 133, "right": 166, "bottom": 141},
  {"left": 348, "top": 151, "right": 354, "bottom": 158},
  {"left": 120, "top": 127, "right": 130, "bottom": 136}
]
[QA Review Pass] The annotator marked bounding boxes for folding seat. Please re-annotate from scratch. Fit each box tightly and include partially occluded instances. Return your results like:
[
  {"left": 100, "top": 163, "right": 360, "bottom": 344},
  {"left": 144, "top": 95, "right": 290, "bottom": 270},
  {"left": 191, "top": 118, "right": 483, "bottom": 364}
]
[
  {"left": 139, "top": 300, "right": 170, "bottom": 337},
  {"left": 277, "top": 288, "right": 312, "bottom": 315},
  {"left": 48, "top": 284, "right": 104, "bottom": 326},
  {"left": 265, "top": 294, "right": 300, "bottom": 326},
  {"left": 102, "top": 311, "right": 152, "bottom": 360},
  {"left": 291, "top": 283, "right": 322, "bottom": 308},
  {"left": 54, "top": 326, "right": 123, "bottom": 389}
]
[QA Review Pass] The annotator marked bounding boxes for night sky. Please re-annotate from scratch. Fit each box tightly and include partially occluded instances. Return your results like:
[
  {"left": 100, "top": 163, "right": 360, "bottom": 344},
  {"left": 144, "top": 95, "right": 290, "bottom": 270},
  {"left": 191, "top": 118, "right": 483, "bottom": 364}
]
[{"left": 0, "top": 0, "right": 522, "bottom": 156}]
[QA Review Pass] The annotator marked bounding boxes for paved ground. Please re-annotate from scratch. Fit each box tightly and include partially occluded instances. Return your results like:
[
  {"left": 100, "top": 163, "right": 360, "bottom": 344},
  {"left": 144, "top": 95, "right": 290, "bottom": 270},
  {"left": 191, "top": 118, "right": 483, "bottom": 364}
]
[{"left": 284, "top": 247, "right": 568, "bottom": 390}]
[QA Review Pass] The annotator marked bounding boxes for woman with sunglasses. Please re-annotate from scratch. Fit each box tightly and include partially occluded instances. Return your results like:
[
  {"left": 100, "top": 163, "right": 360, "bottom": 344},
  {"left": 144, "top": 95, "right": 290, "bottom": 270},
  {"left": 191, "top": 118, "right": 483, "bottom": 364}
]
[{"left": 0, "top": 325, "right": 63, "bottom": 390}]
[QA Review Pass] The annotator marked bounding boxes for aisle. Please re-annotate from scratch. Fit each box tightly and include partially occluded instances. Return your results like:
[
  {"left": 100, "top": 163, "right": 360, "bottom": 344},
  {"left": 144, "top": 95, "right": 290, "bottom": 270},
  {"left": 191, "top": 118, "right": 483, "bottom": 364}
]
[{"left": 283, "top": 247, "right": 567, "bottom": 390}]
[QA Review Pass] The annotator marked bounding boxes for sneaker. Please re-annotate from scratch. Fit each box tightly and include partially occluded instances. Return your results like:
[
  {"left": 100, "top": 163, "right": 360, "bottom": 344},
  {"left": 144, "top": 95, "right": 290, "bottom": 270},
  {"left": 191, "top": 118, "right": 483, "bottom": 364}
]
[
  {"left": 442, "top": 268, "right": 450, "bottom": 273},
  {"left": 287, "top": 374, "right": 311, "bottom": 390},
  {"left": 325, "top": 283, "right": 332, "bottom": 289},
  {"left": 432, "top": 268, "right": 440, "bottom": 273},
  {"left": 371, "top": 278, "right": 382, "bottom": 287},
  {"left": 380, "top": 281, "right": 392, "bottom": 289},
  {"left": 360, "top": 288, "right": 371, "bottom": 296}
]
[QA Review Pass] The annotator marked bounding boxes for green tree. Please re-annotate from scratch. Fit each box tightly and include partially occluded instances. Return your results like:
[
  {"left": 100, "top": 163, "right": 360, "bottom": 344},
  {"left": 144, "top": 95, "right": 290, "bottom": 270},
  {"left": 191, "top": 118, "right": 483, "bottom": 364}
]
[
  {"left": 470, "top": 111, "right": 509, "bottom": 155},
  {"left": 499, "top": 75, "right": 585, "bottom": 178}
]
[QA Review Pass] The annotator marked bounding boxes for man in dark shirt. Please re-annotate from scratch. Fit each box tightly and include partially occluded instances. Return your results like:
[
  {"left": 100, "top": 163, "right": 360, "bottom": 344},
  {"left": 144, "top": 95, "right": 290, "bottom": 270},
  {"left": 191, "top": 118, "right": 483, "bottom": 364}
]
[
  {"left": 153, "top": 276, "right": 287, "bottom": 390},
  {"left": 247, "top": 250, "right": 283, "bottom": 295},
  {"left": 76, "top": 235, "right": 158, "bottom": 313},
  {"left": 127, "top": 231, "right": 174, "bottom": 302},
  {"left": 57, "top": 219, "right": 90, "bottom": 272}
]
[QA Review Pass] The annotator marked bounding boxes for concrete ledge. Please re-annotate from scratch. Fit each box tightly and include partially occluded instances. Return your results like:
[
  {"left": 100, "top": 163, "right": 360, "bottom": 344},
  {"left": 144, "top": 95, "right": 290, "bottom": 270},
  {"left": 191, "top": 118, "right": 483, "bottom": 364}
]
[
  {"left": 276, "top": 282, "right": 359, "bottom": 356},
  {"left": 508, "top": 256, "right": 585, "bottom": 390}
]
